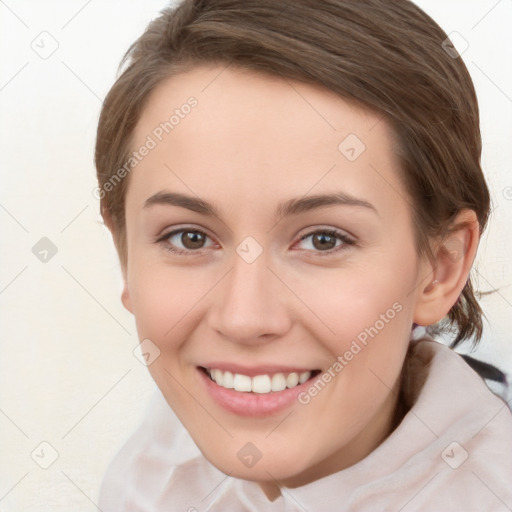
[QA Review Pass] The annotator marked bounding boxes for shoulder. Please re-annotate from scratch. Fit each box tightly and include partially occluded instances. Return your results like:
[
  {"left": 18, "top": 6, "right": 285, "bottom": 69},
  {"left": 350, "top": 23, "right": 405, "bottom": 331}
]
[
  {"left": 97, "top": 389, "right": 202, "bottom": 511},
  {"left": 405, "top": 337, "right": 511, "bottom": 411},
  {"left": 282, "top": 340, "right": 512, "bottom": 511},
  {"left": 397, "top": 339, "right": 512, "bottom": 509}
]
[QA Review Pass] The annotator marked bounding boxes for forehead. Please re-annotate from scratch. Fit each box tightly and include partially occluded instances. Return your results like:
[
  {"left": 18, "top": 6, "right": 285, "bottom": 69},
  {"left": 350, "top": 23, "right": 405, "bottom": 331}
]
[{"left": 127, "top": 64, "right": 409, "bottom": 223}]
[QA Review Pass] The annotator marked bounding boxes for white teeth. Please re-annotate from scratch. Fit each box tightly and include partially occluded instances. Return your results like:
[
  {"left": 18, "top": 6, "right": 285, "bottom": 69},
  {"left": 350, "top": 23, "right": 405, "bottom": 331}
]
[
  {"left": 212, "top": 369, "right": 224, "bottom": 387},
  {"left": 252, "top": 375, "right": 272, "bottom": 394},
  {"left": 271, "top": 373, "right": 287, "bottom": 392},
  {"left": 299, "top": 371, "right": 311, "bottom": 384},
  {"left": 207, "top": 368, "right": 312, "bottom": 393},
  {"left": 286, "top": 372, "right": 299, "bottom": 388},
  {"left": 223, "top": 371, "right": 234, "bottom": 389},
  {"left": 233, "top": 374, "right": 252, "bottom": 392}
]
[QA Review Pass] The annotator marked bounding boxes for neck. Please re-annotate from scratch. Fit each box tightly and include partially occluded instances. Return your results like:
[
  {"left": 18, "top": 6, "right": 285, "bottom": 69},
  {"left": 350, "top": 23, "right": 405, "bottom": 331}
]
[{"left": 256, "top": 367, "right": 409, "bottom": 501}]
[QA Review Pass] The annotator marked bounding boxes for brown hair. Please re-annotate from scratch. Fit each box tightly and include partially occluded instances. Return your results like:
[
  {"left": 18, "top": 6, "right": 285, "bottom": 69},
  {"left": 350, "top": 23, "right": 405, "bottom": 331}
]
[{"left": 95, "top": 0, "right": 490, "bottom": 348}]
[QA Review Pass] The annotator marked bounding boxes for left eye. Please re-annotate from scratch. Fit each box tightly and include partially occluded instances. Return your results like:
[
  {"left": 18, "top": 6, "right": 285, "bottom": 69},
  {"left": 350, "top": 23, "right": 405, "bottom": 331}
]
[
  {"left": 163, "top": 229, "right": 214, "bottom": 252},
  {"left": 296, "top": 230, "right": 352, "bottom": 252}
]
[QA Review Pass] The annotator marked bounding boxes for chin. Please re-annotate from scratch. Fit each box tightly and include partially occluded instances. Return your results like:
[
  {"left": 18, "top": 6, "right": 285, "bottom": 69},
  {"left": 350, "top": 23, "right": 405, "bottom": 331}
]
[{"left": 199, "top": 440, "right": 318, "bottom": 485}]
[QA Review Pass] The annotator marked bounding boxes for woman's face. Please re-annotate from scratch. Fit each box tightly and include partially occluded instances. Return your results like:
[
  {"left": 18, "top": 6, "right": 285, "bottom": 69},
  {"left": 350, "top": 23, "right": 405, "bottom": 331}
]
[{"left": 122, "top": 64, "right": 431, "bottom": 489}]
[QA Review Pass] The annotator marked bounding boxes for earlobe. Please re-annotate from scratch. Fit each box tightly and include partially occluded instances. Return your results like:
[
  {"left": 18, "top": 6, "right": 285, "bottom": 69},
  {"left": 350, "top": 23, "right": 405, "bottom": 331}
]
[
  {"left": 102, "top": 208, "right": 133, "bottom": 313},
  {"left": 121, "top": 283, "right": 134, "bottom": 314},
  {"left": 413, "top": 209, "right": 479, "bottom": 327}
]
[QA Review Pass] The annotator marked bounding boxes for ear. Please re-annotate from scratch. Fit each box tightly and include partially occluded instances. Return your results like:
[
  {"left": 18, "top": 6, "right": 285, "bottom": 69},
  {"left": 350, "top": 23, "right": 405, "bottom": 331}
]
[
  {"left": 102, "top": 208, "right": 133, "bottom": 314},
  {"left": 413, "top": 209, "right": 480, "bottom": 327},
  {"left": 121, "top": 283, "right": 133, "bottom": 314}
]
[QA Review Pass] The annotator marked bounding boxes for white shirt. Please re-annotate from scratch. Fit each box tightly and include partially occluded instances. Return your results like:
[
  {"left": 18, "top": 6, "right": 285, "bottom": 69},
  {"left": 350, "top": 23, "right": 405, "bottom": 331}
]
[{"left": 98, "top": 338, "right": 512, "bottom": 511}]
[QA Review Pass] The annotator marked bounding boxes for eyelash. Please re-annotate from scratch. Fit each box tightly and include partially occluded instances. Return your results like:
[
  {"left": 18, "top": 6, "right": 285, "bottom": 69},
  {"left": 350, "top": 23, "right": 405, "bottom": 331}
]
[
  {"left": 156, "top": 227, "right": 355, "bottom": 256},
  {"left": 297, "top": 229, "right": 355, "bottom": 256},
  {"left": 156, "top": 228, "right": 214, "bottom": 256}
]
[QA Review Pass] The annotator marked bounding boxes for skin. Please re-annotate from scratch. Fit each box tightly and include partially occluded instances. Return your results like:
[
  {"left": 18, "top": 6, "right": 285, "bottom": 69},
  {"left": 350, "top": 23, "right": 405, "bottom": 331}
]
[{"left": 111, "top": 64, "right": 479, "bottom": 499}]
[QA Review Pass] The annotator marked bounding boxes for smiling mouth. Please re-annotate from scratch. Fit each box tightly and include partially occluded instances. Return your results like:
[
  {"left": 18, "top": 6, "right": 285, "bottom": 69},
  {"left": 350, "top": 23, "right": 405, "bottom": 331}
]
[{"left": 200, "top": 367, "right": 321, "bottom": 394}]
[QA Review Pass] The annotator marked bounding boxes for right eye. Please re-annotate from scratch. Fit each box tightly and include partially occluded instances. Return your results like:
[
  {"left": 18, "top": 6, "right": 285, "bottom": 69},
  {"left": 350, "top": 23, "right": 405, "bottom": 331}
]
[{"left": 157, "top": 228, "right": 215, "bottom": 254}]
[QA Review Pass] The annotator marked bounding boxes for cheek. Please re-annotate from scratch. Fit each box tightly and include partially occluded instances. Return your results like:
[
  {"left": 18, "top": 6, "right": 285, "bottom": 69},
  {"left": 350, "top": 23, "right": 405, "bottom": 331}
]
[
  {"left": 126, "top": 247, "right": 218, "bottom": 338},
  {"left": 291, "top": 256, "right": 416, "bottom": 353}
]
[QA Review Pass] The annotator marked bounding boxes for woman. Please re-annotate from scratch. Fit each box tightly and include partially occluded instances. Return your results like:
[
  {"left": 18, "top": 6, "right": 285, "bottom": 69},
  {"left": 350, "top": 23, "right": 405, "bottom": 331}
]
[{"left": 95, "top": 0, "right": 512, "bottom": 509}]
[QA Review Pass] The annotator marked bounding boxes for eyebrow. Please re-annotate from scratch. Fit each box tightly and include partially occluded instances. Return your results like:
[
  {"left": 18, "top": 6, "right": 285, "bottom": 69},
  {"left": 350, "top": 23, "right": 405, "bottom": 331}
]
[
  {"left": 144, "top": 191, "right": 217, "bottom": 216},
  {"left": 143, "top": 191, "right": 378, "bottom": 219},
  {"left": 276, "top": 192, "right": 377, "bottom": 218}
]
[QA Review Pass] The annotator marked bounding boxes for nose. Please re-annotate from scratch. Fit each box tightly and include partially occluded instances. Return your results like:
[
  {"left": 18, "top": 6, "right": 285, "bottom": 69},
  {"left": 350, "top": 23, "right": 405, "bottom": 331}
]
[{"left": 207, "top": 254, "right": 292, "bottom": 345}]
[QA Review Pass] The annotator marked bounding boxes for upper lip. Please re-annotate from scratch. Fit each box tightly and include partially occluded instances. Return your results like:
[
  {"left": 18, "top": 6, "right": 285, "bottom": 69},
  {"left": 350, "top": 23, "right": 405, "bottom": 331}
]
[{"left": 198, "top": 363, "right": 318, "bottom": 377}]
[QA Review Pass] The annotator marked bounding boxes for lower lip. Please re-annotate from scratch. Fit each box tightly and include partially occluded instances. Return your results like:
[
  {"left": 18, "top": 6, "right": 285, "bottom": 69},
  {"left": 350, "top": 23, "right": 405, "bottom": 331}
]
[{"left": 197, "top": 368, "right": 312, "bottom": 417}]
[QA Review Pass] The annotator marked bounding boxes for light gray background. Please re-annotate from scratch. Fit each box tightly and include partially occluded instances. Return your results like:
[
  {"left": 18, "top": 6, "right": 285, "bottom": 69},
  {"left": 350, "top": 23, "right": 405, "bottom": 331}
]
[{"left": 0, "top": 0, "right": 511, "bottom": 510}]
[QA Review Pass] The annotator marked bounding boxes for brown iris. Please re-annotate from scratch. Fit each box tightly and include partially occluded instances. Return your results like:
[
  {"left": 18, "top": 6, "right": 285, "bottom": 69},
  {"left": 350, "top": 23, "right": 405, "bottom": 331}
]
[
  {"left": 311, "top": 232, "right": 337, "bottom": 251},
  {"left": 181, "top": 231, "right": 206, "bottom": 250}
]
